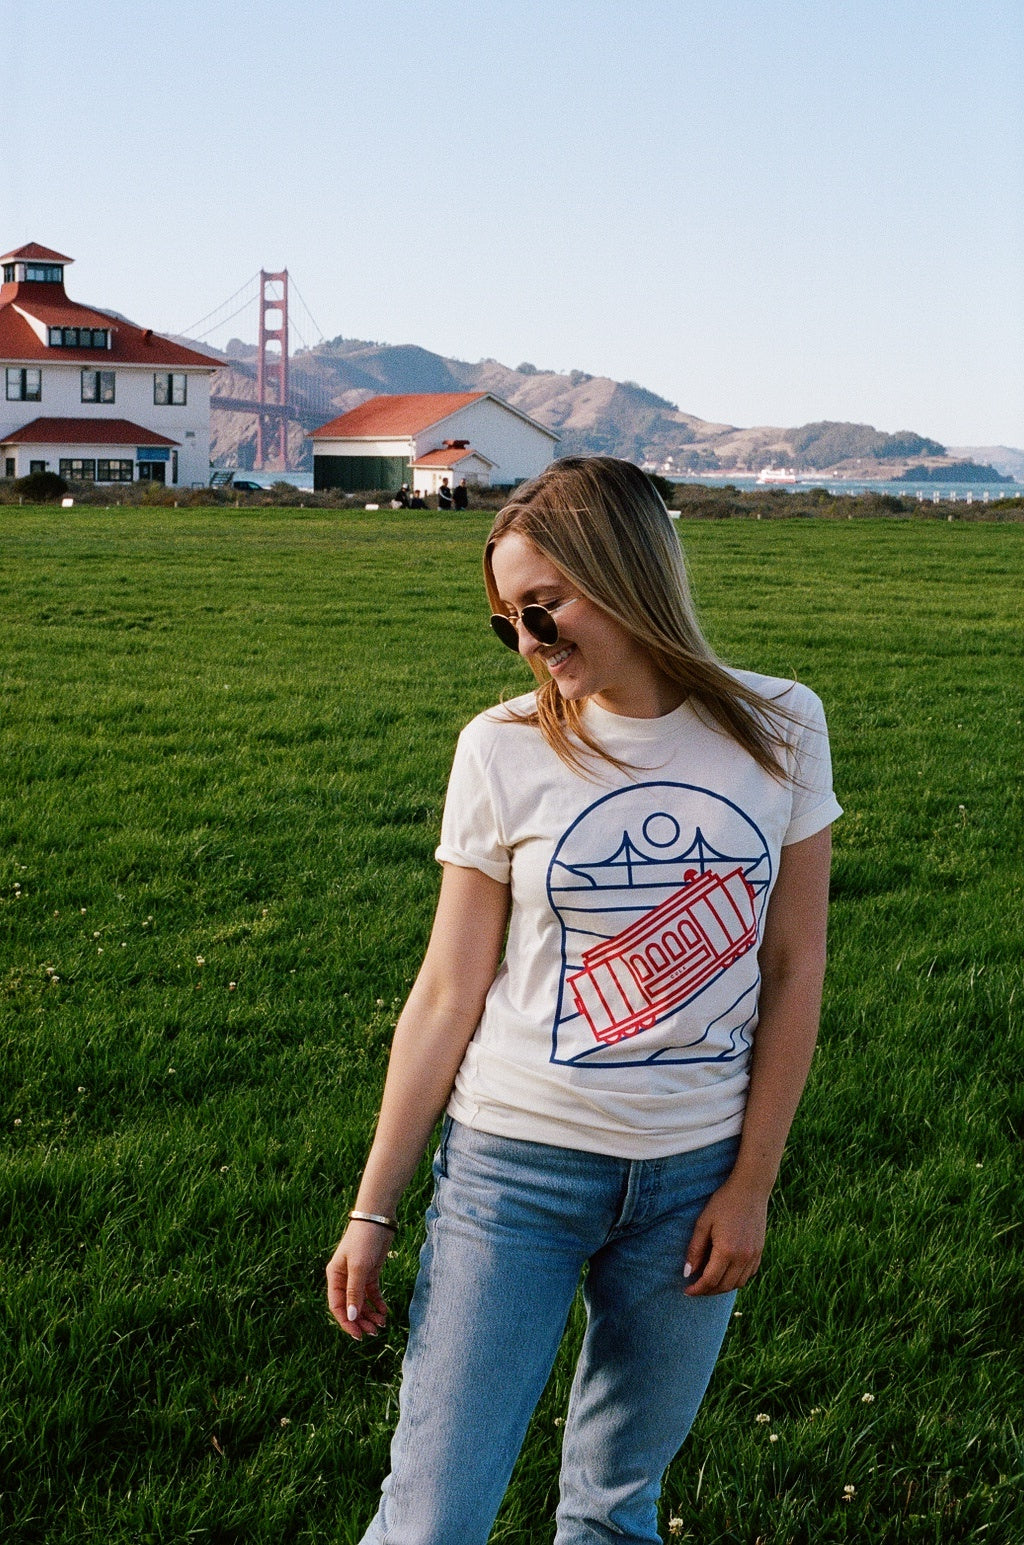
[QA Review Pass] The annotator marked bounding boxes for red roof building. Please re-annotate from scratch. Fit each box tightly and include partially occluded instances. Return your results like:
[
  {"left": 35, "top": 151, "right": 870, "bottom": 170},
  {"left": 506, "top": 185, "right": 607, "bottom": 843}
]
[
  {"left": 1, "top": 242, "right": 221, "bottom": 488},
  {"left": 310, "top": 392, "right": 488, "bottom": 441},
  {"left": 309, "top": 391, "right": 558, "bottom": 494},
  {"left": 2, "top": 417, "right": 179, "bottom": 446}
]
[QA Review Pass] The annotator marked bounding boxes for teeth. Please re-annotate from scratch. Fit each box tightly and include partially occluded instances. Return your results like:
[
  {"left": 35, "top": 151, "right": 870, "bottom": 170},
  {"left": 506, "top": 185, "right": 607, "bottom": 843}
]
[{"left": 547, "top": 645, "right": 574, "bottom": 667}]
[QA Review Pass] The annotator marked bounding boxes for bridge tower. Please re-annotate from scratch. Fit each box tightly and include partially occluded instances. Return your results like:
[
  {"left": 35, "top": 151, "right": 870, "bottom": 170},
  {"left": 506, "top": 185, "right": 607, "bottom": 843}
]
[{"left": 256, "top": 269, "right": 289, "bottom": 469}]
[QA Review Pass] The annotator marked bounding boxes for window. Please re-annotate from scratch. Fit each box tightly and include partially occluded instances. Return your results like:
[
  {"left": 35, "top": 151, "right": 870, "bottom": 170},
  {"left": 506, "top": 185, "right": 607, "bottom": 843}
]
[
  {"left": 3, "top": 262, "right": 63, "bottom": 283},
  {"left": 4, "top": 458, "right": 14, "bottom": 478},
  {"left": 6, "top": 367, "right": 42, "bottom": 401},
  {"left": 59, "top": 458, "right": 96, "bottom": 482},
  {"left": 30, "top": 461, "right": 47, "bottom": 474},
  {"left": 81, "top": 370, "right": 115, "bottom": 403},
  {"left": 154, "top": 372, "right": 187, "bottom": 405},
  {"left": 48, "top": 327, "right": 109, "bottom": 349},
  {"left": 97, "top": 460, "right": 133, "bottom": 483},
  {"left": 171, "top": 450, "right": 178, "bottom": 484}
]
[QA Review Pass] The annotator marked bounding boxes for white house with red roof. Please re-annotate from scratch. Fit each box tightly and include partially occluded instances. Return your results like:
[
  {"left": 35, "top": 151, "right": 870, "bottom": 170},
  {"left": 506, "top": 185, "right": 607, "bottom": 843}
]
[
  {"left": 0, "top": 243, "right": 221, "bottom": 488},
  {"left": 309, "top": 391, "right": 558, "bottom": 494}
]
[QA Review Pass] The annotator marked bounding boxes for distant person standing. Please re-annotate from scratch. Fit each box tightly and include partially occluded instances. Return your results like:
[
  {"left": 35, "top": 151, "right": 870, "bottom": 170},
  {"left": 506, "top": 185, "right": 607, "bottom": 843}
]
[
  {"left": 453, "top": 478, "right": 469, "bottom": 510},
  {"left": 394, "top": 483, "right": 410, "bottom": 508},
  {"left": 410, "top": 491, "right": 427, "bottom": 509},
  {"left": 437, "top": 478, "right": 454, "bottom": 511}
]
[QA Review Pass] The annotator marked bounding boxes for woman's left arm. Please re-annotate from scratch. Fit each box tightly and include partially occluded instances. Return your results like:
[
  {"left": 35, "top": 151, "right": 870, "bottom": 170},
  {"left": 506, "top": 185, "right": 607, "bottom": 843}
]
[{"left": 684, "top": 825, "right": 832, "bottom": 1296}]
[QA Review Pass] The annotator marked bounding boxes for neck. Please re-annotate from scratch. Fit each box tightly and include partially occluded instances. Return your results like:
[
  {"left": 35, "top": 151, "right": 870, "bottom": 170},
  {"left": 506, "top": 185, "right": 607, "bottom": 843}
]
[{"left": 591, "top": 670, "right": 685, "bottom": 719}]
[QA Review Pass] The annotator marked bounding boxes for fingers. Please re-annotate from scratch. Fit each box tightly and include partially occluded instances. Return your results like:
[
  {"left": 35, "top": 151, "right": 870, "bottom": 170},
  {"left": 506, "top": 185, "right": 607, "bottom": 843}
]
[
  {"left": 326, "top": 1231, "right": 391, "bottom": 1341},
  {"left": 683, "top": 1208, "right": 712, "bottom": 1287},
  {"left": 683, "top": 1182, "right": 767, "bottom": 1296},
  {"left": 685, "top": 1240, "right": 762, "bottom": 1296}
]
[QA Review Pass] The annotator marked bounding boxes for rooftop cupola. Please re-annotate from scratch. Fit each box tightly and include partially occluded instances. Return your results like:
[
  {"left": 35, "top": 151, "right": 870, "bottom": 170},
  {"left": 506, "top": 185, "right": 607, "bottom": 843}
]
[{"left": 0, "top": 243, "right": 72, "bottom": 297}]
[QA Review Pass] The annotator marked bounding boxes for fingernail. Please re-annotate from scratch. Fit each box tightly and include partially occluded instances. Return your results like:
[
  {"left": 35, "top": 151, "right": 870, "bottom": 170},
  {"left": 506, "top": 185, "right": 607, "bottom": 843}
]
[
  {"left": 683, "top": 1262, "right": 692, "bottom": 1279},
  {"left": 347, "top": 1305, "right": 358, "bottom": 1321}
]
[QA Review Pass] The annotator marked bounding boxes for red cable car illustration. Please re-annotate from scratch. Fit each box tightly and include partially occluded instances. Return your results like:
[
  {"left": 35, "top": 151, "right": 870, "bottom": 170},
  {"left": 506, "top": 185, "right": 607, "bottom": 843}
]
[{"left": 567, "top": 866, "right": 757, "bottom": 1045}]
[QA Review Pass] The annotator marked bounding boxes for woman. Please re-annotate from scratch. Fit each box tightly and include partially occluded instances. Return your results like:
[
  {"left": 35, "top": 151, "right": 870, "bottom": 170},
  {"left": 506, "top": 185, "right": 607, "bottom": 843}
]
[{"left": 327, "top": 456, "right": 841, "bottom": 1543}]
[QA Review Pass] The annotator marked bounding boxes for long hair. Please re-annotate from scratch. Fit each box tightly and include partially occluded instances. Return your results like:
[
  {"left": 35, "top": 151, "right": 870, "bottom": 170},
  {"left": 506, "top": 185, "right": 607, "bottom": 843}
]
[{"left": 484, "top": 456, "right": 796, "bottom": 778}]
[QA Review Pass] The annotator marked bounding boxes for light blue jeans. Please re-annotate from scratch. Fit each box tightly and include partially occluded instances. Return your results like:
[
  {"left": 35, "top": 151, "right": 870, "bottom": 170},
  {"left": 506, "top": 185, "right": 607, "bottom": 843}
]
[{"left": 358, "top": 1118, "right": 740, "bottom": 1545}]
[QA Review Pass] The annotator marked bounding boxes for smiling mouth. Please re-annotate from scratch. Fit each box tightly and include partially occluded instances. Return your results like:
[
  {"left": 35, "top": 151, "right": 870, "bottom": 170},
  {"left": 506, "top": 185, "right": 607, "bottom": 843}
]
[{"left": 544, "top": 644, "right": 576, "bottom": 669}]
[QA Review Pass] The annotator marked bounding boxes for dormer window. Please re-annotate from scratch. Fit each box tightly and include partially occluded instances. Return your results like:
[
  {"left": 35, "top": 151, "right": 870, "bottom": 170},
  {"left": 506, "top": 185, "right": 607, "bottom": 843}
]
[{"left": 48, "top": 326, "right": 109, "bottom": 349}]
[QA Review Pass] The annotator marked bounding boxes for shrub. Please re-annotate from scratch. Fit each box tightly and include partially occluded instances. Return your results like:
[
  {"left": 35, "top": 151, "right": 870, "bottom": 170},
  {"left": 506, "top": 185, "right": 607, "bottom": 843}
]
[{"left": 14, "top": 470, "right": 69, "bottom": 503}]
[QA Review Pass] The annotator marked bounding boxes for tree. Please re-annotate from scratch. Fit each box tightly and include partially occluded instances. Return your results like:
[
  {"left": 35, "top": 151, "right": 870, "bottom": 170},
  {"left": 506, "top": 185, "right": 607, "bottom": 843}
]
[{"left": 14, "top": 471, "right": 68, "bottom": 503}]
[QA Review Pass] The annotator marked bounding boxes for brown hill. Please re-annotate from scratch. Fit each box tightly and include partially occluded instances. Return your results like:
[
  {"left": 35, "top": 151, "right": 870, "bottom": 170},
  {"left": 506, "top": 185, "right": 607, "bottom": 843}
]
[{"left": 199, "top": 335, "right": 1003, "bottom": 481}]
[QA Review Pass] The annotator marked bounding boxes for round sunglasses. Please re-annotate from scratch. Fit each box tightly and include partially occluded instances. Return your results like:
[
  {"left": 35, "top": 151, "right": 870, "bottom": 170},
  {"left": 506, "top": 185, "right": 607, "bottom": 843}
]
[{"left": 489, "top": 596, "right": 579, "bottom": 652}]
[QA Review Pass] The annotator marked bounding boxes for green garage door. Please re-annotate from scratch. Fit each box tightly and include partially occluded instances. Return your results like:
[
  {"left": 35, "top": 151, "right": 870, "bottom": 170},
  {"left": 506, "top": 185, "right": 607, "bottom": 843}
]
[{"left": 313, "top": 455, "right": 410, "bottom": 493}]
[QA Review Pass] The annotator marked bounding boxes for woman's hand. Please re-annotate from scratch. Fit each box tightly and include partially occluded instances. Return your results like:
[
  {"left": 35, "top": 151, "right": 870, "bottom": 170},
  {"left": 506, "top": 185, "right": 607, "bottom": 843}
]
[
  {"left": 683, "top": 827, "right": 833, "bottom": 1298},
  {"left": 326, "top": 1222, "right": 393, "bottom": 1340},
  {"left": 682, "top": 1177, "right": 769, "bottom": 1295},
  {"left": 326, "top": 864, "right": 509, "bottom": 1343}
]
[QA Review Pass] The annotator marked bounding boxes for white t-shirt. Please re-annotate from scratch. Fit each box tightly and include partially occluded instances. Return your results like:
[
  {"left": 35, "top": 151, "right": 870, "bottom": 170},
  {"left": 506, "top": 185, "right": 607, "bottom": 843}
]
[{"left": 435, "top": 674, "right": 842, "bottom": 1159}]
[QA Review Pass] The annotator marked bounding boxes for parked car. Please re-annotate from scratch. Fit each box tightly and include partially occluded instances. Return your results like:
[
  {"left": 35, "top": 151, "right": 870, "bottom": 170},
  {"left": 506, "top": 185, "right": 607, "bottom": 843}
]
[{"left": 232, "top": 479, "right": 263, "bottom": 492}]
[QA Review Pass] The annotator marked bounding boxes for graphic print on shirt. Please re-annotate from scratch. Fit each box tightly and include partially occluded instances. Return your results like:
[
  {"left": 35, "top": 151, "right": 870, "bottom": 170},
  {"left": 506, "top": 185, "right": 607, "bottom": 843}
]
[{"left": 546, "top": 782, "right": 772, "bottom": 1067}]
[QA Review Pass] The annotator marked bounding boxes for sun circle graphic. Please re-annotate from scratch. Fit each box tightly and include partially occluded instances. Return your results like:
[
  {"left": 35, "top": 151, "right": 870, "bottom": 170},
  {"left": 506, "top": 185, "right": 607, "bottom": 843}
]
[{"left": 642, "top": 812, "right": 681, "bottom": 849}]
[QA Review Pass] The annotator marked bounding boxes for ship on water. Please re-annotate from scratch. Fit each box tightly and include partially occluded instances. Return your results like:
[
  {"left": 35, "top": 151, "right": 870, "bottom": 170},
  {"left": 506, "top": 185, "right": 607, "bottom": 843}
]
[{"left": 755, "top": 465, "right": 798, "bottom": 485}]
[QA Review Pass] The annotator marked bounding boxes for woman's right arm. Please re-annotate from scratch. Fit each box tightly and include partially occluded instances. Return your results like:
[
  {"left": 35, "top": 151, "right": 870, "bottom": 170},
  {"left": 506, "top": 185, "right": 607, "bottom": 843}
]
[{"left": 326, "top": 861, "right": 510, "bottom": 1340}]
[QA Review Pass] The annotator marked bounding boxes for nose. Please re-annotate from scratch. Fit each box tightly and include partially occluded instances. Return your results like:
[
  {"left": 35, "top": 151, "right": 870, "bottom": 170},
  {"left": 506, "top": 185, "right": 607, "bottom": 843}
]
[{"left": 515, "top": 617, "right": 544, "bottom": 658}]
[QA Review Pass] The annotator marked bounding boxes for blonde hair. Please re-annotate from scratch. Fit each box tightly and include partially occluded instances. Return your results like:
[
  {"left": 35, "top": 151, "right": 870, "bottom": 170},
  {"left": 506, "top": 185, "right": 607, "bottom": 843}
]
[{"left": 484, "top": 456, "right": 796, "bottom": 778}]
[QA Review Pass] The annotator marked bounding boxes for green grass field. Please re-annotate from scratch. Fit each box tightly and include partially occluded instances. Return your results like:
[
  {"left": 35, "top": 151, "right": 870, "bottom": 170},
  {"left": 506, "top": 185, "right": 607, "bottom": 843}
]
[{"left": 1, "top": 507, "right": 1021, "bottom": 1544}]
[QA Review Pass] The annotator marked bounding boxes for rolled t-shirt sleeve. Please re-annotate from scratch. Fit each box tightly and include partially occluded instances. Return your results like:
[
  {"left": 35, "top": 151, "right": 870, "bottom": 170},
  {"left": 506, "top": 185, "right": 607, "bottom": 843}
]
[
  {"left": 434, "top": 722, "right": 511, "bottom": 883},
  {"left": 783, "top": 687, "right": 843, "bottom": 845}
]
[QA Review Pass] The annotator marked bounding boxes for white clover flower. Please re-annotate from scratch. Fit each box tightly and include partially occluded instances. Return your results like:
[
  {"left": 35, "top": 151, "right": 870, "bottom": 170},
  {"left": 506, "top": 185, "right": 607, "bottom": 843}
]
[
  {"left": 196, "top": 956, "right": 205, "bottom": 966},
  {"left": 668, "top": 1521, "right": 684, "bottom": 1537},
  {"left": 861, "top": 1392, "right": 875, "bottom": 1404},
  {"left": 844, "top": 1484, "right": 856, "bottom": 1496},
  {"left": 769, "top": 1433, "right": 779, "bottom": 1443},
  {"left": 228, "top": 982, "right": 237, "bottom": 991},
  {"left": 755, "top": 1412, "right": 770, "bottom": 1424}
]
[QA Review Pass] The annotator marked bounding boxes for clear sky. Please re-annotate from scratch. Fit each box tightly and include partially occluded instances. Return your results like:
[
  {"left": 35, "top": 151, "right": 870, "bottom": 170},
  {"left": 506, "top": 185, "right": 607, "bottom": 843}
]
[{"left": 4, "top": 0, "right": 1022, "bottom": 446}]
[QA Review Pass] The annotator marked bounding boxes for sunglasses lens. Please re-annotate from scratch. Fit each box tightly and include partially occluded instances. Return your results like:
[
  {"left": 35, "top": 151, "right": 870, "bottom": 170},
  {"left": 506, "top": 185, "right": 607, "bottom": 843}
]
[
  {"left": 490, "top": 613, "right": 520, "bottom": 651},
  {"left": 521, "top": 606, "right": 559, "bottom": 644}
]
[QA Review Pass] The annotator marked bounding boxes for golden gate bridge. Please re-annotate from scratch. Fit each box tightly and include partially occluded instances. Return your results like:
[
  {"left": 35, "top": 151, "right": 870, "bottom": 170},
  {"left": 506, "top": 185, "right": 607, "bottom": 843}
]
[{"left": 177, "top": 269, "right": 340, "bottom": 471}]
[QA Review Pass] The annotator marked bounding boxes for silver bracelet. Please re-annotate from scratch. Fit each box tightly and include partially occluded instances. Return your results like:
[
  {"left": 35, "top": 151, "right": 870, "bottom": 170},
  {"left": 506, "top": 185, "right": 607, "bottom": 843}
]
[{"left": 348, "top": 1209, "right": 399, "bottom": 1232}]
